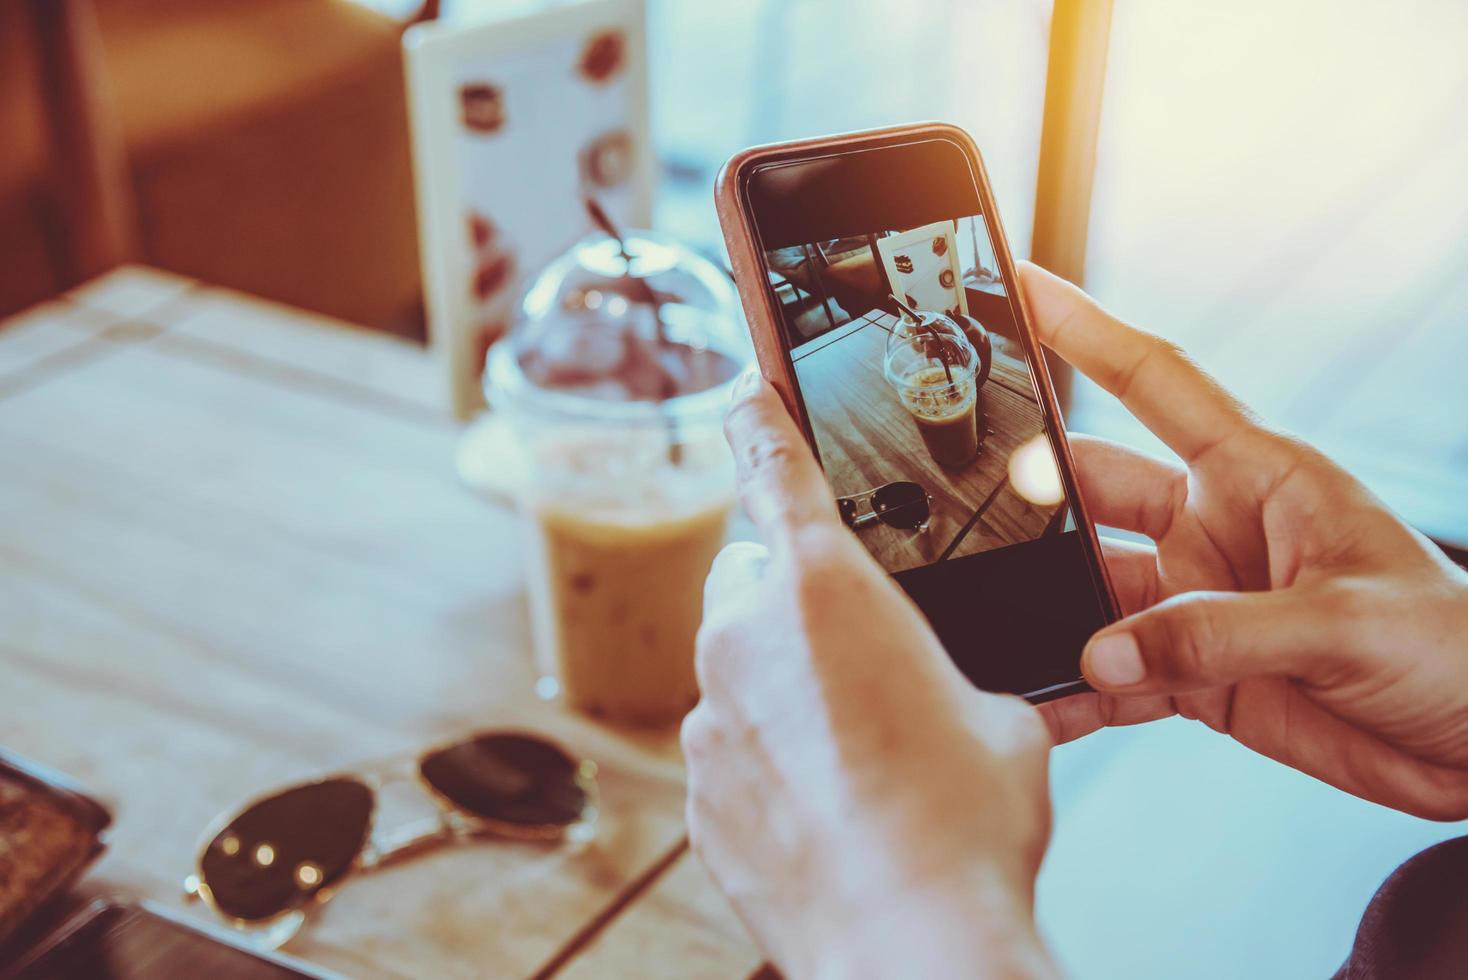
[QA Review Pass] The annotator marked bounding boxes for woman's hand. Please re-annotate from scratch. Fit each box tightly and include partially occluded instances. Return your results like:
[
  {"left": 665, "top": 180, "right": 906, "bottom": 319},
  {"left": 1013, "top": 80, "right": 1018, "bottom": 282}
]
[
  {"left": 683, "top": 372, "right": 1059, "bottom": 980},
  {"left": 1021, "top": 262, "right": 1468, "bottom": 821}
]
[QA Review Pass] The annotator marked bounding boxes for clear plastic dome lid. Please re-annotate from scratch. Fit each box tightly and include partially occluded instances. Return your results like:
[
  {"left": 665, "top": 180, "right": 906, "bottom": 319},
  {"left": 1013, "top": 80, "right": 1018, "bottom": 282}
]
[
  {"left": 489, "top": 216, "right": 749, "bottom": 422},
  {"left": 883, "top": 311, "right": 980, "bottom": 392}
]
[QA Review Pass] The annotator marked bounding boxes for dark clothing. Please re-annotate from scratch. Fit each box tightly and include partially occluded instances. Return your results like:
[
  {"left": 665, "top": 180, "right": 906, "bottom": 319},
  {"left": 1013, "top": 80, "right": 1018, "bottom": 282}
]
[{"left": 1334, "top": 835, "right": 1468, "bottom": 979}]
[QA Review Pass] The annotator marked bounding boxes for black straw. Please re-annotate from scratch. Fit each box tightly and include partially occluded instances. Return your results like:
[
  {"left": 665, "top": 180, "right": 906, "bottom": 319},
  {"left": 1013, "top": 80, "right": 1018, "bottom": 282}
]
[
  {"left": 889, "top": 294, "right": 953, "bottom": 384},
  {"left": 585, "top": 196, "right": 681, "bottom": 464}
]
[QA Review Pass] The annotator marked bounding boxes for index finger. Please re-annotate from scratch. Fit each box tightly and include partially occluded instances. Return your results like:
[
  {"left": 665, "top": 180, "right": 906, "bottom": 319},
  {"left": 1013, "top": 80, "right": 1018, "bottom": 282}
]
[
  {"left": 724, "top": 369, "right": 840, "bottom": 541},
  {"left": 1017, "top": 262, "right": 1256, "bottom": 463}
]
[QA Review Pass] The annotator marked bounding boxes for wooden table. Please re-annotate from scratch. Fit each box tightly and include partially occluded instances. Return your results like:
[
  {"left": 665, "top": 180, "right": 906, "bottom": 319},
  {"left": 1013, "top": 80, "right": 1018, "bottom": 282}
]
[
  {"left": 792, "top": 311, "right": 1061, "bottom": 572},
  {"left": 0, "top": 268, "right": 762, "bottom": 978}
]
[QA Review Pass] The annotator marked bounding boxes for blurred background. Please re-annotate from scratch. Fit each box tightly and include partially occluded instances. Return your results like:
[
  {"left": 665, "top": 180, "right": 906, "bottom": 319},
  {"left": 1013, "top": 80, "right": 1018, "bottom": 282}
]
[
  {"left": 653, "top": 0, "right": 1468, "bottom": 551},
  {"left": 3, "top": 1, "right": 1466, "bottom": 976},
  {"left": 5, "top": 0, "right": 1463, "bottom": 542}
]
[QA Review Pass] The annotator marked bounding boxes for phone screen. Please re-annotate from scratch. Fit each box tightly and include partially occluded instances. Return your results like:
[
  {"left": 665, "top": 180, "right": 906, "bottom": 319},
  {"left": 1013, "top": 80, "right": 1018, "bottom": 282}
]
[{"left": 741, "top": 134, "right": 1113, "bottom": 699}]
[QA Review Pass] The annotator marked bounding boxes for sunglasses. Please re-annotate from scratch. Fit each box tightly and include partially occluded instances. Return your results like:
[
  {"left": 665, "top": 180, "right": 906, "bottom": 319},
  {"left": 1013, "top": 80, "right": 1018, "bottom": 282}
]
[
  {"left": 184, "top": 731, "right": 597, "bottom": 947},
  {"left": 837, "top": 481, "right": 933, "bottom": 531}
]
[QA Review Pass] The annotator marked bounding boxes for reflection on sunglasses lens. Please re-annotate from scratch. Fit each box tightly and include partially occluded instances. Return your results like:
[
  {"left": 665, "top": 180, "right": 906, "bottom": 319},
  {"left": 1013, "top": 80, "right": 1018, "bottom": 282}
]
[
  {"left": 420, "top": 733, "right": 587, "bottom": 828},
  {"left": 873, "top": 482, "right": 929, "bottom": 529},
  {"left": 201, "top": 777, "right": 373, "bottom": 922}
]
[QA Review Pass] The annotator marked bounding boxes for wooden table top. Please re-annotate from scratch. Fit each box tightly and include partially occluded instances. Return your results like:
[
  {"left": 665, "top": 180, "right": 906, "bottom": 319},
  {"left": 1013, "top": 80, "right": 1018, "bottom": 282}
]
[
  {"left": 792, "top": 311, "right": 1062, "bottom": 572},
  {"left": 0, "top": 268, "right": 762, "bottom": 979}
]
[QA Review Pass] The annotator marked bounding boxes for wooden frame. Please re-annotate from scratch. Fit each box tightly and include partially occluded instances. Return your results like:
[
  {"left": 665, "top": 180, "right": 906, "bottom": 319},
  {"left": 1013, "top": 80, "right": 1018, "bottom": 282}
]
[
  {"left": 872, "top": 218, "right": 968, "bottom": 319},
  {"left": 1030, "top": 0, "right": 1114, "bottom": 407}
]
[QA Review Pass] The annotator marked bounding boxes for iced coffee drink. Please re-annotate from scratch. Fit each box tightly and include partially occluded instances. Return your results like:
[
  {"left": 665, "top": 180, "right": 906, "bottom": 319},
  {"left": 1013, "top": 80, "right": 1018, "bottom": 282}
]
[
  {"left": 898, "top": 366, "right": 979, "bottom": 467},
  {"left": 484, "top": 227, "right": 749, "bottom": 727},
  {"left": 884, "top": 312, "right": 983, "bottom": 469},
  {"left": 527, "top": 483, "right": 731, "bottom": 724}
]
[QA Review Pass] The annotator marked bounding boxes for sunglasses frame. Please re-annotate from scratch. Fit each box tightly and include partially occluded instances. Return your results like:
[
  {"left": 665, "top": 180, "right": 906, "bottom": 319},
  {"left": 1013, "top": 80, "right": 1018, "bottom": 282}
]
[
  {"left": 183, "top": 731, "right": 599, "bottom": 947},
  {"left": 837, "top": 481, "right": 934, "bottom": 532}
]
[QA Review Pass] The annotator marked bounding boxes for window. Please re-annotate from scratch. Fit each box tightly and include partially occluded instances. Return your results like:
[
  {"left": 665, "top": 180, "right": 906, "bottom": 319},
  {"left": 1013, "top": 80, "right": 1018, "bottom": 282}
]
[{"left": 1071, "top": 0, "right": 1468, "bottom": 544}]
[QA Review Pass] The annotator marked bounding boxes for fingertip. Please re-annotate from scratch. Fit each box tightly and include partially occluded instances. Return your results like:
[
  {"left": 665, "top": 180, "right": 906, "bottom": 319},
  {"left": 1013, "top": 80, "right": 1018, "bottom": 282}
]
[
  {"left": 721, "top": 369, "right": 835, "bottom": 539},
  {"left": 1015, "top": 259, "right": 1052, "bottom": 287},
  {"left": 1015, "top": 260, "right": 1068, "bottom": 291},
  {"left": 728, "top": 364, "right": 763, "bottom": 404},
  {"left": 1082, "top": 631, "right": 1147, "bottom": 689},
  {"left": 1017, "top": 263, "right": 1086, "bottom": 345},
  {"left": 722, "top": 368, "right": 780, "bottom": 450}
]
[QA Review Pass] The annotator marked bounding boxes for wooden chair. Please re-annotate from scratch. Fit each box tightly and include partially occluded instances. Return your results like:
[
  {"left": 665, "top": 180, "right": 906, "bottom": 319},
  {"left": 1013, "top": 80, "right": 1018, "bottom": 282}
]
[
  {"left": 0, "top": 0, "right": 135, "bottom": 314},
  {"left": 26, "top": 0, "right": 139, "bottom": 287},
  {"left": 1, "top": 0, "right": 439, "bottom": 330}
]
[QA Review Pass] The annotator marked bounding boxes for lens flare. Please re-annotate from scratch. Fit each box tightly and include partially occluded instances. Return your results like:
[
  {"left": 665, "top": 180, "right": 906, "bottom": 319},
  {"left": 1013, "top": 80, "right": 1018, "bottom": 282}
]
[
  {"left": 295, "top": 862, "right": 323, "bottom": 888},
  {"left": 1008, "top": 434, "right": 1064, "bottom": 506}
]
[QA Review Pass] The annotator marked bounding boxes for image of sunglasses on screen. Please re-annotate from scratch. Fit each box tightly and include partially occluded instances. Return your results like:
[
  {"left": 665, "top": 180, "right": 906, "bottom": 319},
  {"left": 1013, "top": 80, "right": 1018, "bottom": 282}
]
[
  {"left": 183, "top": 731, "right": 597, "bottom": 947},
  {"left": 836, "top": 481, "right": 933, "bottom": 532}
]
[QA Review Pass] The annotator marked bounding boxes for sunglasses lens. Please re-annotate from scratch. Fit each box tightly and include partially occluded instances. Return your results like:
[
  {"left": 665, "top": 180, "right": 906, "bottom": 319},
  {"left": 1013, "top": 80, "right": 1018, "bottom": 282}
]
[
  {"left": 836, "top": 497, "right": 859, "bottom": 528},
  {"left": 419, "top": 733, "right": 588, "bottom": 828},
  {"left": 872, "top": 482, "right": 930, "bottom": 529},
  {"left": 199, "top": 777, "right": 372, "bottom": 922}
]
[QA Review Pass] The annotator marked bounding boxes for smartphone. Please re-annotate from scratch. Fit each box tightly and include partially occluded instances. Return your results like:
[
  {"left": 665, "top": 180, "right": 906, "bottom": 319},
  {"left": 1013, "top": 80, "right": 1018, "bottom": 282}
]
[
  {"left": 716, "top": 122, "right": 1117, "bottom": 702},
  {"left": 2, "top": 900, "right": 337, "bottom": 980}
]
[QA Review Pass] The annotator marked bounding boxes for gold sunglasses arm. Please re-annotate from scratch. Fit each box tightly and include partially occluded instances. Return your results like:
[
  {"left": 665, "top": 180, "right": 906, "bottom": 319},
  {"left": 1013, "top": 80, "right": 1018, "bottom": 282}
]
[{"left": 364, "top": 814, "right": 453, "bottom": 870}]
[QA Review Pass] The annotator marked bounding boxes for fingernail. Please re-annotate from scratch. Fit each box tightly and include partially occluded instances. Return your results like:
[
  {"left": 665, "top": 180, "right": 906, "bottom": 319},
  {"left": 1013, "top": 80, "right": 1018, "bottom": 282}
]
[
  {"left": 730, "top": 366, "right": 761, "bottom": 401},
  {"left": 1085, "top": 632, "right": 1145, "bottom": 687}
]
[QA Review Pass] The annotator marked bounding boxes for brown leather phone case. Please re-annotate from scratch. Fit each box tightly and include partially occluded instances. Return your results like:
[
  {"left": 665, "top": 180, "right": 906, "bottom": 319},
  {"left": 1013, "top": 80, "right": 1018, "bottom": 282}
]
[{"left": 0, "top": 751, "right": 112, "bottom": 951}]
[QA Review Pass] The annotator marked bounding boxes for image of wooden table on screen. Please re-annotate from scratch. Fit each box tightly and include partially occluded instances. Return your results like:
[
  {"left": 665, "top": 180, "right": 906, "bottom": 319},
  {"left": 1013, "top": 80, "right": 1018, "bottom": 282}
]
[{"left": 768, "top": 213, "right": 1070, "bottom": 575}]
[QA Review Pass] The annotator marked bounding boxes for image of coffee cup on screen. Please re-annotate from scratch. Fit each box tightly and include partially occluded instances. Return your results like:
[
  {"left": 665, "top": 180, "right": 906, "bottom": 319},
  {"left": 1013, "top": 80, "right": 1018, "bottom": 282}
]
[{"left": 766, "top": 213, "right": 1073, "bottom": 575}]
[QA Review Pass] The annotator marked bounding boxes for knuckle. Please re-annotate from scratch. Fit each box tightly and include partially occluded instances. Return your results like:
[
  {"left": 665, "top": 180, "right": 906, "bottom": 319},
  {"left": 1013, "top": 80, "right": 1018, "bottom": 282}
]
[
  {"left": 724, "top": 395, "right": 780, "bottom": 455},
  {"left": 722, "top": 389, "right": 766, "bottom": 434},
  {"left": 1399, "top": 769, "right": 1468, "bottom": 822},
  {"left": 736, "top": 433, "right": 800, "bottom": 485},
  {"left": 694, "top": 616, "right": 735, "bottom": 692},
  {"left": 1013, "top": 700, "right": 1055, "bottom": 755},
  {"left": 1435, "top": 778, "right": 1468, "bottom": 823},
  {"left": 987, "top": 694, "right": 1054, "bottom": 758},
  {"left": 680, "top": 706, "right": 720, "bottom": 767},
  {"left": 1159, "top": 469, "right": 1189, "bottom": 533}
]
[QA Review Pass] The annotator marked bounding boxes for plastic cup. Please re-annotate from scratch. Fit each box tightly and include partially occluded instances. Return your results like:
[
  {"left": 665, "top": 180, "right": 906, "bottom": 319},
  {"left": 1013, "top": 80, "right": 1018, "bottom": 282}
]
[
  {"left": 484, "top": 231, "right": 748, "bottom": 726},
  {"left": 883, "top": 314, "right": 981, "bottom": 468}
]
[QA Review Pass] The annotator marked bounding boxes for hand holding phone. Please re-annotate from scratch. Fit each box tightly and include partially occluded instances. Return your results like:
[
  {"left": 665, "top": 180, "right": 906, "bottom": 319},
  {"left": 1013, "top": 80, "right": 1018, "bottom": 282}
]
[
  {"left": 686, "top": 371, "right": 1059, "bottom": 980},
  {"left": 716, "top": 123, "right": 1117, "bottom": 700},
  {"left": 1017, "top": 262, "right": 1468, "bottom": 822},
  {"left": 691, "top": 128, "right": 1468, "bottom": 980}
]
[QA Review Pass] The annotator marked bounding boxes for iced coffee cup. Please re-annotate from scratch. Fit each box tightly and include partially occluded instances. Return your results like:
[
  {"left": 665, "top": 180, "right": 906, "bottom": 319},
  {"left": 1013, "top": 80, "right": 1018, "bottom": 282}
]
[
  {"left": 883, "top": 312, "right": 981, "bottom": 468},
  {"left": 484, "top": 228, "right": 749, "bottom": 727}
]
